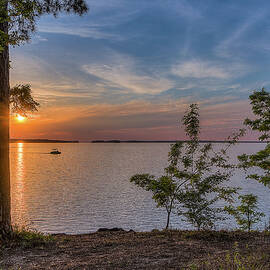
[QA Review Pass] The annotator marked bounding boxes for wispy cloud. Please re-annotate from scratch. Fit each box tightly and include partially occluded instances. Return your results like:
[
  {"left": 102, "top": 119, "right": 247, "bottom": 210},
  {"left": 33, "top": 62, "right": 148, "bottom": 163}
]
[
  {"left": 37, "top": 1, "right": 140, "bottom": 40},
  {"left": 215, "top": 8, "right": 268, "bottom": 57},
  {"left": 82, "top": 52, "right": 173, "bottom": 94},
  {"left": 38, "top": 24, "right": 124, "bottom": 40},
  {"left": 164, "top": 0, "right": 202, "bottom": 20},
  {"left": 172, "top": 59, "right": 249, "bottom": 79},
  {"left": 30, "top": 35, "right": 48, "bottom": 45},
  {"left": 171, "top": 59, "right": 249, "bottom": 80},
  {"left": 172, "top": 59, "right": 229, "bottom": 79}
]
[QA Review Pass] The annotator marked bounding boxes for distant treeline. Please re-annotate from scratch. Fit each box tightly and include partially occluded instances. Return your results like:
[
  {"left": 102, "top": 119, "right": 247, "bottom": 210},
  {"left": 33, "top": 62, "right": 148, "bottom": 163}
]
[
  {"left": 91, "top": 140, "right": 265, "bottom": 143},
  {"left": 9, "top": 139, "right": 267, "bottom": 143},
  {"left": 10, "top": 139, "right": 79, "bottom": 143}
]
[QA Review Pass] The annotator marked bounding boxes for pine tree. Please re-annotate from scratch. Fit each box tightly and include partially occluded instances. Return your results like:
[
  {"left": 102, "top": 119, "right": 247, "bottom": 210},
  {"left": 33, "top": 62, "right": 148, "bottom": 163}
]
[{"left": 0, "top": 0, "right": 88, "bottom": 238}]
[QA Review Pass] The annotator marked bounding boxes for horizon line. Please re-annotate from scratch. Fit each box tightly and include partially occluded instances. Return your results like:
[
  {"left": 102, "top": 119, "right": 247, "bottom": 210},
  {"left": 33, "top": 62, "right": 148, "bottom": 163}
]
[{"left": 9, "top": 138, "right": 266, "bottom": 143}]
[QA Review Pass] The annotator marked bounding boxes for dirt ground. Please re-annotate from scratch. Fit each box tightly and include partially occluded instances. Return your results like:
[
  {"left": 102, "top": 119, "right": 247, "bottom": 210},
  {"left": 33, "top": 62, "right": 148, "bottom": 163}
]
[{"left": 1, "top": 230, "right": 270, "bottom": 269}]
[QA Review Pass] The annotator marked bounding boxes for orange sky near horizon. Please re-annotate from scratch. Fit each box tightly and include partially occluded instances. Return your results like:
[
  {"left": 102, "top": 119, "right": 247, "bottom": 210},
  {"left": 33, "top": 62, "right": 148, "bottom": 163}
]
[{"left": 10, "top": 99, "right": 255, "bottom": 141}]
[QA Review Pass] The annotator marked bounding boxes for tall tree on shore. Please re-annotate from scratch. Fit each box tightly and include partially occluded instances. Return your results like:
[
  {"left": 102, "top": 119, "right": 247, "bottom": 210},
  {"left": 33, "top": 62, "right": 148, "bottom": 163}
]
[{"left": 0, "top": 0, "right": 88, "bottom": 238}]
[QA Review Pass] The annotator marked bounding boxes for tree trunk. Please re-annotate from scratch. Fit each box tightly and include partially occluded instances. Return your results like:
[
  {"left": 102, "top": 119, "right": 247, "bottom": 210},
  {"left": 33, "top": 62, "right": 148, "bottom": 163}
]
[
  {"left": 165, "top": 211, "right": 171, "bottom": 230},
  {"left": 0, "top": 15, "right": 11, "bottom": 238}
]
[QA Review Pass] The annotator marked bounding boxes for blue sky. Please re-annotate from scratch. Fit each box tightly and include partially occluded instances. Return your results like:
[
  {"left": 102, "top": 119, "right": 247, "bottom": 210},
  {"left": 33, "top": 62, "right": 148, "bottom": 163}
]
[{"left": 10, "top": 0, "right": 270, "bottom": 140}]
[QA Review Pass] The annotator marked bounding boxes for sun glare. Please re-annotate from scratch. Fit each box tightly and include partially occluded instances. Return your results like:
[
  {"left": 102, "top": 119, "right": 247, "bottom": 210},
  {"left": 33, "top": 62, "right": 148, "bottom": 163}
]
[{"left": 16, "top": 114, "right": 26, "bottom": 122}]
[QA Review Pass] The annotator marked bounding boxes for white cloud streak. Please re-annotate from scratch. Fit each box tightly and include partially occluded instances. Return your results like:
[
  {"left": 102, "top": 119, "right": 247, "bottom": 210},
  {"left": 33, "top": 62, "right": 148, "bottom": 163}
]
[
  {"left": 82, "top": 52, "right": 173, "bottom": 94},
  {"left": 215, "top": 8, "right": 268, "bottom": 57},
  {"left": 172, "top": 59, "right": 249, "bottom": 80},
  {"left": 172, "top": 59, "right": 229, "bottom": 79},
  {"left": 38, "top": 24, "right": 124, "bottom": 40}
]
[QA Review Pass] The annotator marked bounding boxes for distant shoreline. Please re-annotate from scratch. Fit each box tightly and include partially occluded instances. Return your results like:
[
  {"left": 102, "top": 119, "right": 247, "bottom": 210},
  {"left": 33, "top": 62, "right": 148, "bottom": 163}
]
[
  {"left": 9, "top": 139, "right": 267, "bottom": 143},
  {"left": 10, "top": 139, "right": 79, "bottom": 143},
  {"left": 91, "top": 140, "right": 266, "bottom": 143}
]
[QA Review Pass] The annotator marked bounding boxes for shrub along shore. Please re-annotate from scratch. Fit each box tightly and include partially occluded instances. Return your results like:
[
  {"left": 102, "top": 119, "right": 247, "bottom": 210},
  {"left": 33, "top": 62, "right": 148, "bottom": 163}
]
[{"left": 1, "top": 228, "right": 270, "bottom": 269}]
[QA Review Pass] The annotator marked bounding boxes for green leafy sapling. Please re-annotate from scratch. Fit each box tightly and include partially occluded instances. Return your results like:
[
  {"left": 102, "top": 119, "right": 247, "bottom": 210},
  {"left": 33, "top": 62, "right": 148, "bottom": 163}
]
[
  {"left": 130, "top": 174, "right": 178, "bottom": 229},
  {"left": 174, "top": 104, "right": 239, "bottom": 230},
  {"left": 238, "top": 88, "right": 270, "bottom": 187},
  {"left": 130, "top": 106, "right": 199, "bottom": 230},
  {"left": 225, "top": 194, "right": 265, "bottom": 232},
  {"left": 130, "top": 104, "right": 241, "bottom": 230}
]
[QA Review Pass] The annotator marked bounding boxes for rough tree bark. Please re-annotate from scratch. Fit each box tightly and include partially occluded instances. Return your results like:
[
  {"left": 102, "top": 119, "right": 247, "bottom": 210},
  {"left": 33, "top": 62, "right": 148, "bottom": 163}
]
[{"left": 0, "top": 11, "right": 11, "bottom": 238}]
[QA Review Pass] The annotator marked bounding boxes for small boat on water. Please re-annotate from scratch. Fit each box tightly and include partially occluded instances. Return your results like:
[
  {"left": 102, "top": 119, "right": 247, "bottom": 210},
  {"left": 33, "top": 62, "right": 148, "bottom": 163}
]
[{"left": 50, "top": 149, "right": 61, "bottom": 155}]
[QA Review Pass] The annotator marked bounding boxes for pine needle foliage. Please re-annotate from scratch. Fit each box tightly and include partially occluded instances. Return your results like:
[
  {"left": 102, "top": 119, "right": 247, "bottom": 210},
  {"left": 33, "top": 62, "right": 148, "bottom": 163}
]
[
  {"left": 10, "top": 84, "right": 39, "bottom": 116},
  {"left": 0, "top": 0, "right": 88, "bottom": 50}
]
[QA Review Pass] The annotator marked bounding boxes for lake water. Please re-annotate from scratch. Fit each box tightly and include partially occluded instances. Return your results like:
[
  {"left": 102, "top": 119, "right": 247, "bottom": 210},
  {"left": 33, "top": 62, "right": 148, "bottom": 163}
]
[{"left": 10, "top": 143, "right": 270, "bottom": 234}]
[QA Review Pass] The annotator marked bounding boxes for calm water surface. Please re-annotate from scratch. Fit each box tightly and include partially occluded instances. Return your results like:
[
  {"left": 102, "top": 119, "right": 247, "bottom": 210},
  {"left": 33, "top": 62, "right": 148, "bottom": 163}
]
[{"left": 10, "top": 143, "right": 270, "bottom": 234}]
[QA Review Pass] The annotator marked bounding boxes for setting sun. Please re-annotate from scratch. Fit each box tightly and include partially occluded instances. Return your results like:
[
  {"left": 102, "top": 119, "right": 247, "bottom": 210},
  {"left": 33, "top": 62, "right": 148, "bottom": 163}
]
[{"left": 16, "top": 114, "right": 26, "bottom": 122}]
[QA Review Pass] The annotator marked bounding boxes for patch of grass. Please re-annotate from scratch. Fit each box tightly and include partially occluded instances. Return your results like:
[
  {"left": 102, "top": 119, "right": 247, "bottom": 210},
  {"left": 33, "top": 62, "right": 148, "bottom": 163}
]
[
  {"left": 7, "top": 226, "right": 55, "bottom": 248},
  {"left": 187, "top": 242, "right": 270, "bottom": 270}
]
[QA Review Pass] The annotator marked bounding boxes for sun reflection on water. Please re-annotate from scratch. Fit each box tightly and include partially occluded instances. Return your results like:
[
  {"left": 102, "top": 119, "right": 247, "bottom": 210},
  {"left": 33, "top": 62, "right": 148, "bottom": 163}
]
[{"left": 12, "top": 142, "right": 26, "bottom": 226}]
